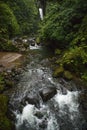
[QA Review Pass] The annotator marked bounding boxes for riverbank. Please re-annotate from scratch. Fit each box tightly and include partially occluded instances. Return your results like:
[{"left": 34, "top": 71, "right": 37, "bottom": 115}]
[{"left": 0, "top": 50, "right": 30, "bottom": 130}]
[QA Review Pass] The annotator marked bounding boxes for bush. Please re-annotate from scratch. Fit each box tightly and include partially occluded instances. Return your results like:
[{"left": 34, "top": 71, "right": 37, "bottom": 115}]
[{"left": 59, "top": 46, "right": 87, "bottom": 77}]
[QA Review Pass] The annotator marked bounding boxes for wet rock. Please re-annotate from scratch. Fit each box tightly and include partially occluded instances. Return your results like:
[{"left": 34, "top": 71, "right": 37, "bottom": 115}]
[
  {"left": 61, "top": 86, "right": 67, "bottom": 95},
  {"left": 79, "top": 92, "right": 87, "bottom": 110},
  {"left": 79, "top": 92, "right": 87, "bottom": 121},
  {"left": 39, "top": 87, "right": 57, "bottom": 102},
  {"left": 7, "top": 107, "right": 16, "bottom": 122},
  {"left": 39, "top": 118, "right": 47, "bottom": 128},
  {"left": 14, "top": 38, "right": 23, "bottom": 43},
  {"left": 30, "top": 42, "right": 35, "bottom": 46},
  {"left": 35, "top": 111, "right": 44, "bottom": 119},
  {"left": 40, "top": 59, "right": 49, "bottom": 66},
  {"left": 22, "top": 94, "right": 39, "bottom": 107},
  {"left": 59, "top": 79, "right": 75, "bottom": 91},
  {"left": 5, "top": 79, "right": 14, "bottom": 88},
  {"left": 82, "top": 122, "right": 87, "bottom": 130},
  {"left": 28, "top": 38, "right": 35, "bottom": 46}
]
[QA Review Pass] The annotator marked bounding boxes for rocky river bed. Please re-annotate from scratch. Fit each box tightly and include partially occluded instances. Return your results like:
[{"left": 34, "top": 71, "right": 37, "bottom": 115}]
[{"left": 3, "top": 43, "right": 87, "bottom": 130}]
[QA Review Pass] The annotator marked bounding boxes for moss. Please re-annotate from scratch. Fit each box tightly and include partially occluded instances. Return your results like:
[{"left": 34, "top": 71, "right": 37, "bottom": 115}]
[
  {"left": 53, "top": 66, "right": 64, "bottom": 78},
  {"left": 0, "top": 85, "right": 4, "bottom": 93},
  {"left": 23, "top": 43, "right": 28, "bottom": 49},
  {"left": 55, "top": 49, "right": 61, "bottom": 55},
  {"left": 22, "top": 36, "right": 28, "bottom": 39},
  {"left": 63, "top": 71, "right": 73, "bottom": 80},
  {"left": 36, "top": 37, "right": 41, "bottom": 45},
  {"left": 81, "top": 73, "right": 87, "bottom": 82},
  {"left": 5, "top": 80, "right": 14, "bottom": 88},
  {"left": 0, "top": 115, "right": 11, "bottom": 130},
  {"left": 0, "top": 75, "right": 5, "bottom": 93},
  {"left": 0, "top": 94, "right": 12, "bottom": 130},
  {"left": 0, "top": 94, "right": 8, "bottom": 114}
]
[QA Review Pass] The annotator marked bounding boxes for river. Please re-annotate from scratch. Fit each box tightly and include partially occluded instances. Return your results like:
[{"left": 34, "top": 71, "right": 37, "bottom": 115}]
[{"left": 9, "top": 44, "right": 87, "bottom": 130}]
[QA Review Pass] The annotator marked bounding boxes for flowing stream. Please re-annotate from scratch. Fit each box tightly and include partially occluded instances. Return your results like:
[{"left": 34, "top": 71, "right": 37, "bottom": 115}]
[{"left": 9, "top": 44, "right": 86, "bottom": 130}]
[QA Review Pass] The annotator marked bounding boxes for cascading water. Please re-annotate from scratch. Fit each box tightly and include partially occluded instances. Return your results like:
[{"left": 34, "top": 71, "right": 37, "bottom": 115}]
[
  {"left": 39, "top": 8, "right": 43, "bottom": 20},
  {"left": 9, "top": 44, "right": 86, "bottom": 130},
  {"left": 15, "top": 90, "right": 81, "bottom": 130}
]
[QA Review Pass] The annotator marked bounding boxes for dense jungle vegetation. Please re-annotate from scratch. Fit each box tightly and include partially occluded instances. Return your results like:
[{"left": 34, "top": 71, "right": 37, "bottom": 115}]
[
  {"left": 39, "top": 0, "right": 87, "bottom": 82},
  {"left": 0, "top": 0, "right": 87, "bottom": 129},
  {"left": 0, "top": 0, "right": 38, "bottom": 51}
]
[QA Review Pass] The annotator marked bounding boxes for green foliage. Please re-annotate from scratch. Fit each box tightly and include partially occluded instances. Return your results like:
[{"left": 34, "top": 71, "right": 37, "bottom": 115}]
[
  {"left": 36, "top": 37, "right": 41, "bottom": 44},
  {"left": 0, "top": 0, "right": 39, "bottom": 51},
  {"left": 58, "top": 46, "right": 87, "bottom": 79},
  {"left": 39, "top": 0, "right": 87, "bottom": 48},
  {"left": 39, "top": 0, "right": 87, "bottom": 82},
  {"left": 0, "top": 40, "right": 18, "bottom": 52},
  {"left": 7, "top": 0, "right": 39, "bottom": 35},
  {"left": 0, "top": 2, "right": 20, "bottom": 38},
  {"left": 0, "top": 2, "right": 20, "bottom": 51},
  {"left": 81, "top": 73, "right": 87, "bottom": 82},
  {"left": 71, "top": 15, "right": 87, "bottom": 46}
]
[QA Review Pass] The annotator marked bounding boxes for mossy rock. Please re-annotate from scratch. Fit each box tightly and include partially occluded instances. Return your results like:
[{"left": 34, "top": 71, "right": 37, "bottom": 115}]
[
  {"left": 0, "top": 94, "right": 8, "bottom": 114},
  {"left": 0, "top": 74, "right": 5, "bottom": 93},
  {"left": 0, "top": 85, "right": 4, "bottom": 93},
  {"left": 53, "top": 66, "right": 64, "bottom": 78},
  {"left": 0, "top": 94, "right": 12, "bottom": 130},
  {"left": 22, "top": 36, "right": 28, "bottom": 39},
  {"left": 63, "top": 71, "right": 73, "bottom": 80},
  {"left": 55, "top": 49, "right": 61, "bottom": 55},
  {"left": 23, "top": 43, "right": 29, "bottom": 49},
  {"left": 36, "top": 37, "right": 40, "bottom": 45},
  {"left": 0, "top": 115, "right": 11, "bottom": 130},
  {"left": 5, "top": 80, "right": 14, "bottom": 88}
]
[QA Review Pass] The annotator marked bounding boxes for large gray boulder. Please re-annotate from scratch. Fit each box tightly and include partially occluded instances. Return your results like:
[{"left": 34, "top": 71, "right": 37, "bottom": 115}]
[{"left": 39, "top": 87, "right": 57, "bottom": 102}]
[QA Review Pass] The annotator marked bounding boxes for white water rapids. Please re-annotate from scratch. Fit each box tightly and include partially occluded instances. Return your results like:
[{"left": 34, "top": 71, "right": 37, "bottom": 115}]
[
  {"left": 9, "top": 43, "right": 85, "bottom": 130},
  {"left": 15, "top": 87, "right": 80, "bottom": 130}
]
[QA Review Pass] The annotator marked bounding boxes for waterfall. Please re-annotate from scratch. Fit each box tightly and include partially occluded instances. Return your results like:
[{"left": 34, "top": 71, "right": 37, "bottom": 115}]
[{"left": 39, "top": 8, "right": 43, "bottom": 20}]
